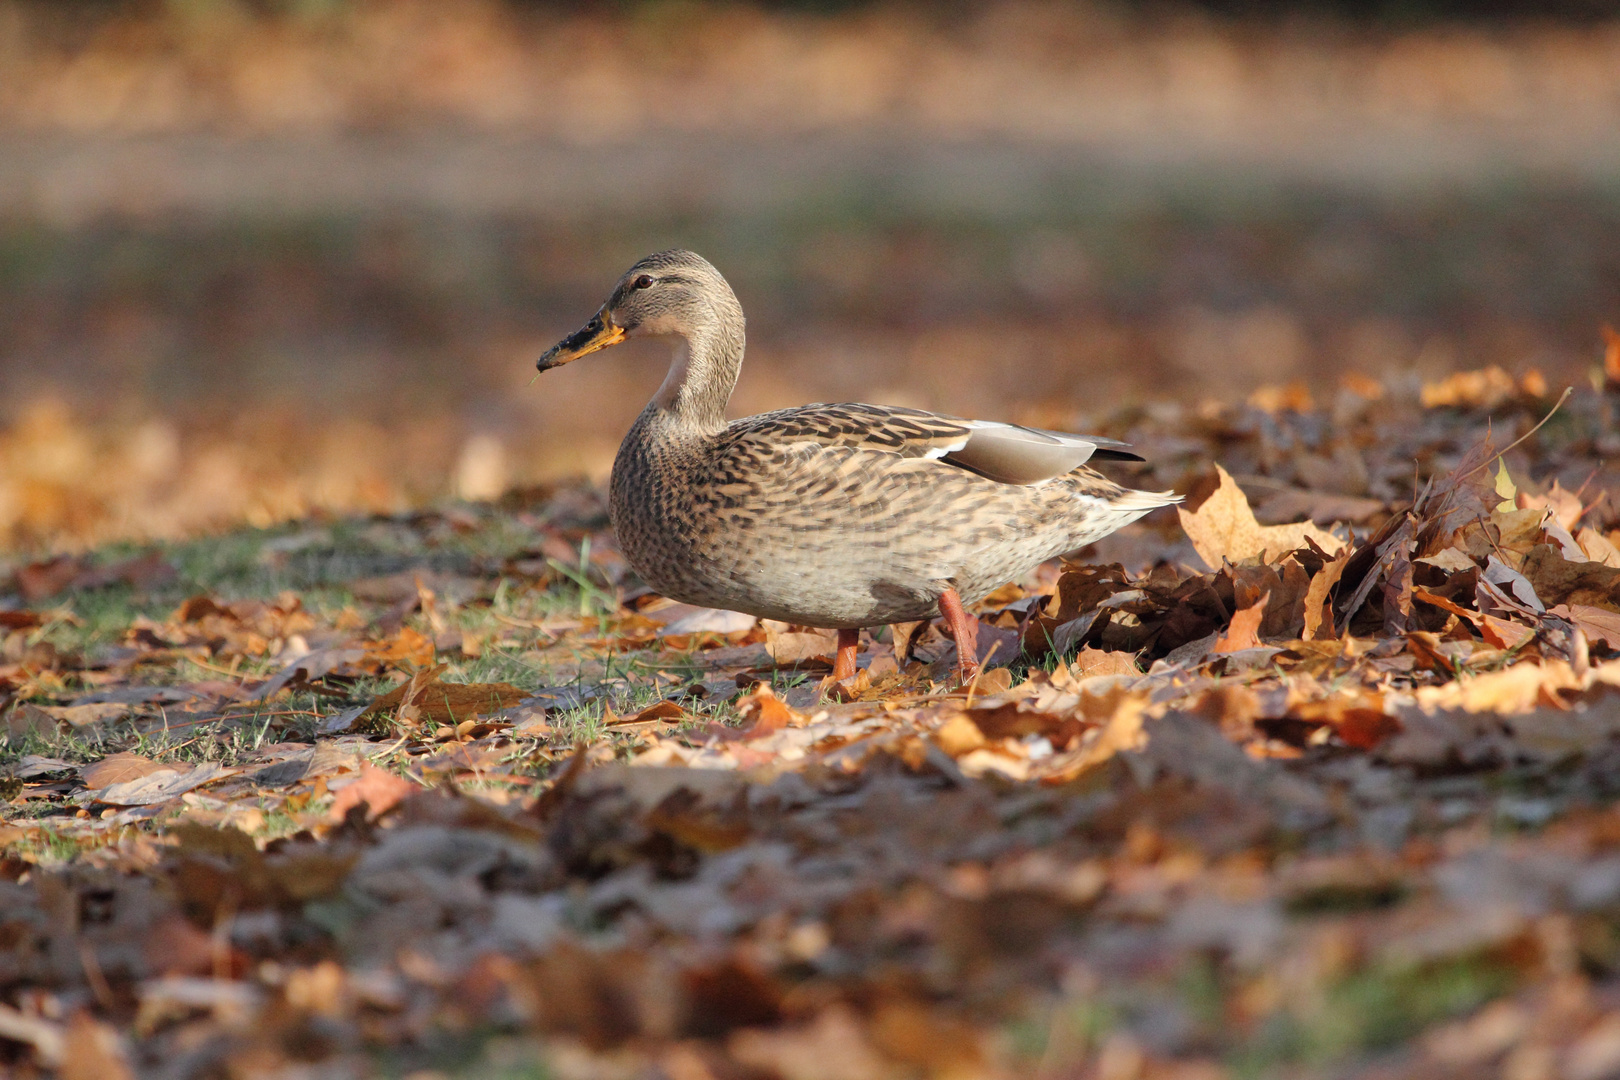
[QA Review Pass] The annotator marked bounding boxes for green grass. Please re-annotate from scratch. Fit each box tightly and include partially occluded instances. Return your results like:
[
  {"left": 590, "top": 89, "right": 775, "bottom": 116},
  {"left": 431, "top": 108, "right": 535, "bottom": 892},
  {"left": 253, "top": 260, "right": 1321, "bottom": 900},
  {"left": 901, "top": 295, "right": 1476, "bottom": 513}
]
[
  {"left": 3, "top": 500, "right": 787, "bottom": 827},
  {"left": 1231, "top": 954, "right": 1519, "bottom": 1076},
  {"left": 1009, "top": 950, "right": 1521, "bottom": 1080},
  {"left": 371, "top": 1033, "right": 554, "bottom": 1080}
]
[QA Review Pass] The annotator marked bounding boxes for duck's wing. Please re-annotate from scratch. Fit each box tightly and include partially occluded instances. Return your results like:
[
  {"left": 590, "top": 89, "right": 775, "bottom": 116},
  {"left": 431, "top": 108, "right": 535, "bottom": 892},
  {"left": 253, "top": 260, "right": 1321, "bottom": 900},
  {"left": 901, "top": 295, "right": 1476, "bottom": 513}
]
[{"left": 727, "top": 403, "right": 1143, "bottom": 485}]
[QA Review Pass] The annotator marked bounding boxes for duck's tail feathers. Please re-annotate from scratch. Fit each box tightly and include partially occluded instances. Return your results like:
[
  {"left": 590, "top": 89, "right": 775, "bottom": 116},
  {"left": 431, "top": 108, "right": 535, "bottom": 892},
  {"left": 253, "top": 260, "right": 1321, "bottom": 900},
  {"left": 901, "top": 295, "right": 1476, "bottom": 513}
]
[{"left": 1109, "top": 488, "right": 1183, "bottom": 513}]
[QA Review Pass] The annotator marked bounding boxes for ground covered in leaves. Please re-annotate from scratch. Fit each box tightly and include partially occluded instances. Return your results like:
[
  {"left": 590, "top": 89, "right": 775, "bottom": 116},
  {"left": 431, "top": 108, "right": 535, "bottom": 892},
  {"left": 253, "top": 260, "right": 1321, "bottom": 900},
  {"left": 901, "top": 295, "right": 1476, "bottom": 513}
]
[{"left": 9, "top": 366, "right": 1620, "bottom": 1078}]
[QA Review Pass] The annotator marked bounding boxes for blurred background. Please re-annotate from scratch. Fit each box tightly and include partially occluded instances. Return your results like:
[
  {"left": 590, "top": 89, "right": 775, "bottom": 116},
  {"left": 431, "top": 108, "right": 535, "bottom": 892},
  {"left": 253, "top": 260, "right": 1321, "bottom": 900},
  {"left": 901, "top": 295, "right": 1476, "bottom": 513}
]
[{"left": 0, "top": 0, "right": 1617, "bottom": 550}]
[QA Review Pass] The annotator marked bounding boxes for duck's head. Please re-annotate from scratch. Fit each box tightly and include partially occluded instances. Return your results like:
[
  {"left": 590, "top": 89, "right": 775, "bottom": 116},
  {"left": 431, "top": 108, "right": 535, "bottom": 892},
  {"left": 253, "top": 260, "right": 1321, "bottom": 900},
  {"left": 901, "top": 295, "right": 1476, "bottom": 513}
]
[{"left": 536, "top": 249, "right": 739, "bottom": 373}]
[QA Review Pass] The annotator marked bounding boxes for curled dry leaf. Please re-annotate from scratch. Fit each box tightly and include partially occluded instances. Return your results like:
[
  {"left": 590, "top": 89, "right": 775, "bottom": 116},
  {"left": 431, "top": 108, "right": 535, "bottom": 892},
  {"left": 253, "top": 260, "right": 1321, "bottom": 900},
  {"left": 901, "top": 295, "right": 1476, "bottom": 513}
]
[
  {"left": 734, "top": 684, "right": 804, "bottom": 738},
  {"left": 620, "top": 700, "right": 686, "bottom": 725},
  {"left": 934, "top": 713, "right": 988, "bottom": 756},
  {"left": 327, "top": 762, "right": 420, "bottom": 823},
  {"left": 1577, "top": 528, "right": 1620, "bottom": 568},
  {"left": 1178, "top": 465, "right": 1345, "bottom": 569},
  {"left": 1517, "top": 479, "right": 1585, "bottom": 532},
  {"left": 1043, "top": 696, "right": 1148, "bottom": 783},
  {"left": 1302, "top": 549, "right": 1350, "bottom": 640},
  {"left": 1215, "top": 593, "right": 1269, "bottom": 653},
  {"left": 1480, "top": 614, "right": 1536, "bottom": 651}
]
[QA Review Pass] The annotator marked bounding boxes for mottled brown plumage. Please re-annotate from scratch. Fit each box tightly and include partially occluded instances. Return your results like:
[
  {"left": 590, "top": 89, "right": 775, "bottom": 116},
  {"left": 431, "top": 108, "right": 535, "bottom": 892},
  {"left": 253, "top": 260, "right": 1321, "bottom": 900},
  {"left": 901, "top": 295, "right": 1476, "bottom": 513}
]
[{"left": 536, "top": 249, "right": 1178, "bottom": 676}]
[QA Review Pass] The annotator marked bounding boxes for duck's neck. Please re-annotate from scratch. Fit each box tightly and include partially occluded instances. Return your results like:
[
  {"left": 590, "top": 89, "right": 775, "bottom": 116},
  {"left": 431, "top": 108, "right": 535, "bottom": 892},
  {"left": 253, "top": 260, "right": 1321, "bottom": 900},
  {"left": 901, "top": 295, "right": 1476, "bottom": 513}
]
[{"left": 648, "top": 305, "right": 744, "bottom": 436}]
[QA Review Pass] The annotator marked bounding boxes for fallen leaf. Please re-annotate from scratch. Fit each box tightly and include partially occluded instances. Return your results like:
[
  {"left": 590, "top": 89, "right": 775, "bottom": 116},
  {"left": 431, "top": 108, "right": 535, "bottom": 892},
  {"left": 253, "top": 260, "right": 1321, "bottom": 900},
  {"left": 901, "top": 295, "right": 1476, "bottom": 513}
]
[
  {"left": 94, "top": 762, "right": 234, "bottom": 806},
  {"left": 5, "top": 704, "right": 58, "bottom": 739},
  {"left": 1411, "top": 661, "right": 1580, "bottom": 715},
  {"left": 1303, "top": 549, "right": 1350, "bottom": 639},
  {"left": 1072, "top": 647, "right": 1140, "bottom": 679},
  {"left": 1479, "top": 555, "right": 1545, "bottom": 615},
  {"left": 1044, "top": 696, "right": 1148, "bottom": 782},
  {"left": 729, "top": 1005, "right": 890, "bottom": 1080},
  {"left": 1294, "top": 696, "right": 1399, "bottom": 750},
  {"left": 26, "top": 702, "right": 127, "bottom": 730},
  {"left": 1406, "top": 631, "right": 1450, "bottom": 671},
  {"left": 1521, "top": 544, "right": 1620, "bottom": 610},
  {"left": 605, "top": 699, "right": 687, "bottom": 734},
  {"left": 75, "top": 551, "right": 178, "bottom": 593},
  {"left": 763, "top": 623, "right": 838, "bottom": 665},
  {"left": 967, "top": 667, "right": 1014, "bottom": 696},
  {"left": 1517, "top": 480, "right": 1584, "bottom": 532},
  {"left": 1216, "top": 593, "right": 1269, "bottom": 653},
  {"left": 81, "top": 753, "right": 173, "bottom": 789},
  {"left": 868, "top": 999, "right": 985, "bottom": 1075},
  {"left": 734, "top": 684, "right": 804, "bottom": 737},
  {"left": 360, "top": 665, "right": 528, "bottom": 725},
  {"left": 14, "top": 556, "right": 85, "bottom": 602},
  {"left": 1178, "top": 465, "right": 1345, "bottom": 568},
  {"left": 253, "top": 646, "right": 367, "bottom": 701},
  {"left": 824, "top": 667, "right": 872, "bottom": 702},
  {"left": 1553, "top": 604, "right": 1620, "bottom": 651},
  {"left": 619, "top": 700, "right": 686, "bottom": 725},
  {"left": 363, "top": 626, "right": 437, "bottom": 670},
  {"left": 327, "top": 763, "right": 419, "bottom": 822},
  {"left": 1235, "top": 556, "right": 1310, "bottom": 639},
  {"left": 1416, "top": 548, "right": 1476, "bottom": 578},
  {"left": 1480, "top": 614, "right": 1536, "bottom": 651},
  {"left": 10, "top": 756, "right": 74, "bottom": 779},
  {"left": 1047, "top": 611, "right": 1102, "bottom": 658},
  {"left": 1420, "top": 366, "right": 1520, "bottom": 409},
  {"left": 1192, "top": 682, "right": 1260, "bottom": 739},
  {"left": 1493, "top": 459, "right": 1517, "bottom": 511},
  {"left": 935, "top": 713, "right": 988, "bottom": 756},
  {"left": 644, "top": 791, "right": 750, "bottom": 852},
  {"left": 59, "top": 1016, "right": 132, "bottom": 1080},
  {"left": 1578, "top": 527, "right": 1620, "bottom": 568},
  {"left": 644, "top": 603, "right": 757, "bottom": 635}
]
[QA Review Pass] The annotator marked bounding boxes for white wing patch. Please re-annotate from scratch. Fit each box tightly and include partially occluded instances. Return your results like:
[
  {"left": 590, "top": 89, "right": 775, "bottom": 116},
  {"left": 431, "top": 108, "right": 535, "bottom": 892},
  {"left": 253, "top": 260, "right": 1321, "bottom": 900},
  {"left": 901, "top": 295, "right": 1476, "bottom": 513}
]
[{"left": 946, "top": 421, "right": 1102, "bottom": 484}]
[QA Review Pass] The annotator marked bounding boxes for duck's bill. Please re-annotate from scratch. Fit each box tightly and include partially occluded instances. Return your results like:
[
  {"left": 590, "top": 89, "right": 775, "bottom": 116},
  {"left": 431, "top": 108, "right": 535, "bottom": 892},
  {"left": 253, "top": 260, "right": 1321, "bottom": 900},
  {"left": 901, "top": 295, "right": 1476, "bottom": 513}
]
[{"left": 536, "top": 311, "right": 626, "bottom": 372}]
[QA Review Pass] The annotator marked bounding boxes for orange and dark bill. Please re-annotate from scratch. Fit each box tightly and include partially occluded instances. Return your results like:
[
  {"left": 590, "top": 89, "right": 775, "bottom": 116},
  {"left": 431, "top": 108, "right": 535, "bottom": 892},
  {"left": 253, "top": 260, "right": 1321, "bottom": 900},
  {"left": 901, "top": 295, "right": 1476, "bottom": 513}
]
[{"left": 536, "top": 309, "right": 626, "bottom": 372}]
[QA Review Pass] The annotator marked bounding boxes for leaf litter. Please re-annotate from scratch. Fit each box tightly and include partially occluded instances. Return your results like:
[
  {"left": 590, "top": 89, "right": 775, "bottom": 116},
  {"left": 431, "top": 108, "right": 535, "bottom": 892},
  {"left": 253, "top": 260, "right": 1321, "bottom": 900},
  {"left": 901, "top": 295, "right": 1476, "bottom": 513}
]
[{"left": 6, "top": 371, "right": 1620, "bottom": 1076}]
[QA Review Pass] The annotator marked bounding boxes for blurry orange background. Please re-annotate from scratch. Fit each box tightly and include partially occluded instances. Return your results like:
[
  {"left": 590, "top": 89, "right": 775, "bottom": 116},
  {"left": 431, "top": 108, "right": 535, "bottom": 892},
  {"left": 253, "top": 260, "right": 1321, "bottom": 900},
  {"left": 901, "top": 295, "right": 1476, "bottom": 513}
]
[{"left": 0, "top": 0, "right": 1616, "bottom": 550}]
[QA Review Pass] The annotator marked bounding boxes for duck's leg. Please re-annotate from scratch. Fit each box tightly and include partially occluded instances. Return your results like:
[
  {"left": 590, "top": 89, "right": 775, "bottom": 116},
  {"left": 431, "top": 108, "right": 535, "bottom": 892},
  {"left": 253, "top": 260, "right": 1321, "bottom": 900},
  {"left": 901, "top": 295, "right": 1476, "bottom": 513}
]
[
  {"left": 831, "top": 628, "right": 860, "bottom": 682},
  {"left": 937, "top": 587, "right": 980, "bottom": 685}
]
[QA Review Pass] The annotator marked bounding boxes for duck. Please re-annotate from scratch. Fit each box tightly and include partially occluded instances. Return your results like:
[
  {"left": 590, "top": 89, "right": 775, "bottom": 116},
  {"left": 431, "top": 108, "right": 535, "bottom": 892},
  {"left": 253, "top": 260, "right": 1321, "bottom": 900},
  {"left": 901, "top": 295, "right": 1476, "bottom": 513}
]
[{"left": 535, "top": 249, "right": 1178, "bottom": 685}]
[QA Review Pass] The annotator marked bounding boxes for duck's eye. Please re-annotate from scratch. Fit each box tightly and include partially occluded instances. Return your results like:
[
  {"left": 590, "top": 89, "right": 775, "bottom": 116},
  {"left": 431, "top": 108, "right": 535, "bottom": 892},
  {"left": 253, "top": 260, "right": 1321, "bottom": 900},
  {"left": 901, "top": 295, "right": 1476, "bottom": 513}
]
[{"left": 631, "top": 274, "right": 654, "bottom": 290}]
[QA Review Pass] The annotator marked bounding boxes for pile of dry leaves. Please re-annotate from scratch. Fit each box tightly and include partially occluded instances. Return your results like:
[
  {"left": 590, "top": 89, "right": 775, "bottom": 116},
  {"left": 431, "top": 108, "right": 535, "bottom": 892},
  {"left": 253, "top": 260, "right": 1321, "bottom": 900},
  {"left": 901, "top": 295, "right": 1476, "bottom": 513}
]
[{"left": 6, "top": 365, "right": 1620, "bottom": 1078}]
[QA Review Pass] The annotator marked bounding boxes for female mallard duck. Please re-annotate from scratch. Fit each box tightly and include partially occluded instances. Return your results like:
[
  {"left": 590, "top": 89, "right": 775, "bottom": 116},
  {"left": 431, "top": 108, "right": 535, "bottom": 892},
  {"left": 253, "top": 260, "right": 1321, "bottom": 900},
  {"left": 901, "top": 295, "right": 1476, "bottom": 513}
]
[{"left": 536, "top": 249, "right": 1177, "bottom": 684}]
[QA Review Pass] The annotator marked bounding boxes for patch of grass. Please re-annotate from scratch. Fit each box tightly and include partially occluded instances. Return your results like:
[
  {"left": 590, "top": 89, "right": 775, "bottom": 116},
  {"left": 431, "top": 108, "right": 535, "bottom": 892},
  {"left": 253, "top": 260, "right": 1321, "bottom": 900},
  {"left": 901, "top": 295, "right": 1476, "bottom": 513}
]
[
  {"left": 371, "top": 1033, "right": 554, "bottom": 1080},
  {"left": 250, "top": 807, "right": 309, "bottom": 843},
  {"left": 1003, "top": 995, "right": 1118, "bottom": 1076},
  {"left": 0, "top": 725, "right": 106, "bottom": 770},
  {"left": 1230, "top": 955, "right": 1519, "bottom": 1075},
  {"left": 1, "top": 827, "right": 87, "bottom": 866}
]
